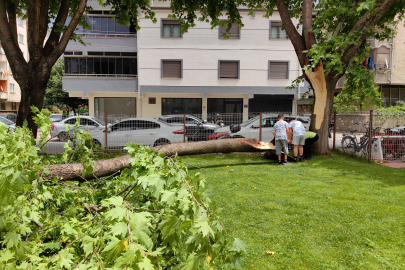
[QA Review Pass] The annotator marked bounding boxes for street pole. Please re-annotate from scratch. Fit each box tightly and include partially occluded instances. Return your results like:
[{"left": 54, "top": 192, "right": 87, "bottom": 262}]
[{"left": 259, "top": 112, "right": 262, "bottom": 141}]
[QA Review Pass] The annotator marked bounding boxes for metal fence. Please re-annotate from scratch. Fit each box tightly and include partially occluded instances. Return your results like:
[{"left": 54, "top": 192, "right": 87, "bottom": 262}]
[{"left": 332, "top": 111, "right": 405, "bottom": 162}]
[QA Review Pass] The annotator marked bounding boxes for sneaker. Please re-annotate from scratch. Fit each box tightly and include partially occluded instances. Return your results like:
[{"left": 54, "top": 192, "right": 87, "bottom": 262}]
[
  {"left": 299, "top": 156, "right": 304, "bottom": 162},
  {"left": 278, "top": 161, "right": 284, "bottom": 165},
  {"left": 283, "top": 160, "right": 290, "bottom": 165},
  {"left": 292, "top": 157, "right": 298, "bottom": 163}
]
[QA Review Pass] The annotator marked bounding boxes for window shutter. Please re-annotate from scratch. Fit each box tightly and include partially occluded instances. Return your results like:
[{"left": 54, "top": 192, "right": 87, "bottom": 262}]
[
  {"left": 219, "top": 23, "right": 239, "bottom": 39},
  {"left": 162, "top": 61, "right": 182, "bottom": 78},
  {"left": 220, "top": 61, "right": 238, "bottom": 78},
  {"left": 269, "top": 62, "right": 288, "bottom": 79}
]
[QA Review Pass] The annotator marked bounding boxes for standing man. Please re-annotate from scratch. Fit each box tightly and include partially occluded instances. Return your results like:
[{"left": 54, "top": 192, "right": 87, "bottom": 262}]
[
  {"left": 304, "top": 131, "right": 319, "bottom": 160},
  {"left": 272, "top": 114, "right": 292, "bottom": 165},
  {"left": 289, "top": 118, "right": 306, "bottom": 162}
]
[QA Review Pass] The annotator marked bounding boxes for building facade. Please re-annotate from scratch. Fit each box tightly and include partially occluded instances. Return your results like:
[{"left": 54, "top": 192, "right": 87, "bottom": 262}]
[
  {"left": 0, "top": 17, "right": 26, "bottom": 113},
  {"left": 63, "top": 1, "right": 308, "bottom": 121}
]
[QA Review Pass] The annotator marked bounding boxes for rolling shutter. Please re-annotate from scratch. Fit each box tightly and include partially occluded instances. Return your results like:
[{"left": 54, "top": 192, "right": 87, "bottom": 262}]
[
  {"left": 162, "top": 60, "right": 182, "bottom": 78},
  {"left": 219, "top": 23, "right": 240, "bottom": 39},
  {"left": 220, "top": 61, "right": 239, "bottom": 78},
  {"left": 269, "top": 62, "right": 288, "bottom": 79}
]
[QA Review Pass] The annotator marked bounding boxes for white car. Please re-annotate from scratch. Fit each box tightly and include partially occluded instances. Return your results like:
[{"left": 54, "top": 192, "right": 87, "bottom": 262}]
[
  {"left": 210, "top": 114, "right": 311, "bottom": 142},
  {"left": 51, "top": 116, "right": 108, "bottom": 141},
  {"left": 89, "top": 118, "right": 185, "bottom": 150},
  {"left": 0, "top": 116, "right": 16, "bottom": 131}
]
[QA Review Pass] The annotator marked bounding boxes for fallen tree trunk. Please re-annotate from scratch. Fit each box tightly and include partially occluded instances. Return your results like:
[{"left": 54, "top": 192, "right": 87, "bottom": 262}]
[{"left": 44, "top": 139, "right": 274, "bottom": 181}]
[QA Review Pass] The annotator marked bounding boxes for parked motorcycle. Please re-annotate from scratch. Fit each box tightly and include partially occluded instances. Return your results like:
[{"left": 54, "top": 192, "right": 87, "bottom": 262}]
[{"left": 211, "top": 114, "right": 225, "bottom": 127}]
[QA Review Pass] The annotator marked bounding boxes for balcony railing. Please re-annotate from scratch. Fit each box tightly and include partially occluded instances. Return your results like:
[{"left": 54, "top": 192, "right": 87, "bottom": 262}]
[
  {"left": 64, "top": 74, "right": 137, "bottom": 79},
  {"left": 150, "top": 0, "right": 171, "bottom": 7},
  {"left": 75, "top": 32, "right": 137, "bottom": 38},
  {"left": 367, "top": 38, "right": 392, "bottom": 49}
]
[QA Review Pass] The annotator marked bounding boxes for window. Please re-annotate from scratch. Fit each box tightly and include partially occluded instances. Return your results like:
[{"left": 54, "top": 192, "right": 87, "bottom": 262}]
[
  {"left": 111, "top": 120, "right": 137, "bottom": 132},
  {"left": 11, "top": 103, "right": 17, "bottom": 111},
  {"left": 18, "top": 17, "right": 23, "bottom": 26},
  {"left": 219, "top": 23, "right": 240, "bottom": 39},
  {"left": 18, "top": 34, "right": 24, "bottom": 43},
  {"left": 0, "top": 103, "right": 5, "bottom": 110},
  {"left": 65, "top": 51, "right": 82, "bottom": 56},
  {"left": 80, "top": 118, "right": 98, "bottom": 126},
  {"left": 65, "top": 118, "right": 77, "bottom": 125},
  {"left": 207, "top": 98, "right": 243, "bottom": 113},
  {"left": 9, "top": 83, "right": 15, "bottom": 93},
  {"left": 94, "top": 97, "right": 136, "bottom": 120},
  {"left": 161, "top": 20, "right": 181, "bottom": 38},
  {"left": 162, "top": 60, "right": 182, "bottom": 78},
  {"left": 64, "top": 57, "right": 137, "bottom": 76},
  {"left": 68, "top": 14, "right": 136, "bottom": 36},
  {"left": 136, "top": 120, "right": 160, "bottom": 130},
  {"left": 218, "top": 61, "right": 239, "bottom": 79},
  {"left": 270, "top": 21, "right": 287, "bottom": 39},
  {"left": 162, "top": 98, "right": 202, "bottom": 115},
  {"left": 269, "top": 61, "right": 289, "bottom": 79},
  {"left": 380, "top": 86, "right": 405, "bottom": 107}
]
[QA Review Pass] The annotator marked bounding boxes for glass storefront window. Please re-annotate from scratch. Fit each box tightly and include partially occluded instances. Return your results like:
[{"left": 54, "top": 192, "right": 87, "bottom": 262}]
[
  {"left": 162, "top": 98, "right": 202, "bottom": 115},
  {"left": 207, "top": 98, "right": 243, "bottom": 113},
  {"left": 94, "top": 97, "right": 136, "bottom": 121}
]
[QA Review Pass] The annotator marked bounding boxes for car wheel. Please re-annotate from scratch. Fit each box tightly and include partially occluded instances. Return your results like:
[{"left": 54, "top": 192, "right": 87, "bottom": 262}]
[
  {"left": 153, "top": 139, "right": 171, "bottom": 147},
  {"left": 58, "top": 131, "right": 70, "bottom": 142},
  {"left": 93, "top": 139, "right": 102, "bottom": 146}
]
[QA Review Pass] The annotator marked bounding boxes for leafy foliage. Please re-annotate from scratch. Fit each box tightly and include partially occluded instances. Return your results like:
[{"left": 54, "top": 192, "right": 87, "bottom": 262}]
[
  {"left": 44, "top": 58, "right": 87, "bottom": 113},
  {"left": 375, "top": 101, "right": 405, "bottom": 120},
  {"left": 0, "top": 109, "right": 244, "bottom": 269},
  {"left": 333, "top": 65, "right": 382, "bottom": 114}
]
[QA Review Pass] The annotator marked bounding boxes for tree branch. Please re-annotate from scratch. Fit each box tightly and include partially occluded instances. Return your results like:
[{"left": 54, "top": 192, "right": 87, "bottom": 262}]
[
  {"left": 302, "top": 0, "right": 317, "bottom": 50},
  {"left": 38, "top": 0, "right": 50, "bottom": 48},
  {"left": 48, "top": 0, "right": 87, "bottom": 63},
  {"left": 27, "top": 0, "right": 41, "bottom": 60},
  {"left": 43, "top": 0, "right": 70, "bottom": 57},
  {"left": 341, "top": 0, "right": 400, "bottom": 66},
  {"left": 6, "top": 0, "right": 18, "bottom": 46},
  {"left": 275, "top": 0, "right": 307, "bottom": 67}
]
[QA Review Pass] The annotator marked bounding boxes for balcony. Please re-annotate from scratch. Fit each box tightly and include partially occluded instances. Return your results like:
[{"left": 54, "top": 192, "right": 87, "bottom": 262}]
[
  {"left": 62, "top": 75, "right": 138, "bottom": 95},
  {"left": 150, "top": 0, "right": 171, "bottom": 7},
  {"left": 367, "top": 38, "right": 392, "bottom": 49}
]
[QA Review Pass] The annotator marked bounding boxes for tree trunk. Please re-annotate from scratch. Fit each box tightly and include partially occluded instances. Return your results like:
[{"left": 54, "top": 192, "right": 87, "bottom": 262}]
[
  {"left": 15, "top": 62, "right": 51, "bottom": 138},
  {"left": 306, "top": 61, "right": 336, "bottom": 155},
  {"left": 43, "top": 139, "right": 274, "bottom": 181}
]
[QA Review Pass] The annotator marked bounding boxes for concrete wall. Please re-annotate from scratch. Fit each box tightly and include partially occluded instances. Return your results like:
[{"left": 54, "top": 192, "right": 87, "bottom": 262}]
[
  {"left": 137, "top": 10, "right": 304, "bottom": 91},
  {"left": 392, "top": 21, "right": 405, "bottom": 85},
  {"left": 63, "top": 77, "right": 138, "bottom": 96},
  {"left": 65, "top": 38, "right": 137, "bottom": 54}
]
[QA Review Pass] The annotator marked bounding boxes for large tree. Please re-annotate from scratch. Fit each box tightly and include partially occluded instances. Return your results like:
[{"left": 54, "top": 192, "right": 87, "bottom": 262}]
[
  {"left": 166, "top": 0, "right": 405, "bottom": 154},
  {"left": 44, "top": 57, "right": 87, "bottom": 114},
  {"left": 0, "top": 0, "right": 153, "bottom": 137}
]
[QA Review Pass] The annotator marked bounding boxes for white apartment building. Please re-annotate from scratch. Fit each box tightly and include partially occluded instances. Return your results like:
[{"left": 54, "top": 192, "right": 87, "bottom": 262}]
[
  {"left": 63, "top": 1, "right": 308, "bottom": 121},
  {"left": 0, "top": 17, "right": 26, "bottom": 113}
]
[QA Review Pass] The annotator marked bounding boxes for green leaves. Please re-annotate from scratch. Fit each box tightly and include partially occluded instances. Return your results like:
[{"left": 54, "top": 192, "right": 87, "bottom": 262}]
[
  {"left": 0, "top": 134, "right": 244, "bottom": 269},
  {"left": 230, "top": 238, "right": 247, "bottom": 253}
]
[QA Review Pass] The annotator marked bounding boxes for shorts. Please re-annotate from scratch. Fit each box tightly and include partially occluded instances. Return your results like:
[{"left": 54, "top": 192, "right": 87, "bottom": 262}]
[
  {"left": 275, "top": 140, "right": 289, "bottom": 155},
  {"left": 292, "top": 135, "right": 305, "bottom": 145}
]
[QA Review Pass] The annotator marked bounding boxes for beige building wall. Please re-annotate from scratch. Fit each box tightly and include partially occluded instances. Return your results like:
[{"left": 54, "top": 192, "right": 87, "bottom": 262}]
[
  {"left": 392, "top": 22, "right": 405, "bottom": 84},
  {"left": 0, "top": 17, "right": 27, "bottom": 112}
]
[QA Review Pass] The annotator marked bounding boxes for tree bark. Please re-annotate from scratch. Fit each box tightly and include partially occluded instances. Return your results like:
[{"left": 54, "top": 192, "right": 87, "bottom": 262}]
[
  {"left": 306, "top": 61, "right": 337, "bottom": 155},
  {"left": 16, "top": 61, "right": 52, "bottom": 137},
  {"left": 43, "top": 139, "right": 274, "bottom": 181}
]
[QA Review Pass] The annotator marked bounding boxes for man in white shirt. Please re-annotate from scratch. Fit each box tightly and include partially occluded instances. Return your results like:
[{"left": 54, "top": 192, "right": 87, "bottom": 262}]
[
  {"left": 272, "top": 114, "right": 292, "bottom": 165},
  {"left": 289, "top": 118, "right": 306, "bottom": 162}
]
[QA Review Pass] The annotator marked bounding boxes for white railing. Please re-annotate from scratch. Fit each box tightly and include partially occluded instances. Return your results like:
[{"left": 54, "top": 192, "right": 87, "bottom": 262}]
[
  {"left": 75, "top": 32, "right": 137, "bottom": 38},
  {"left": 64, "top": 74, "right": 138, "bottom": 78},
  {"left": 150, "top": 0, "right": 171, "bottom": 7}
]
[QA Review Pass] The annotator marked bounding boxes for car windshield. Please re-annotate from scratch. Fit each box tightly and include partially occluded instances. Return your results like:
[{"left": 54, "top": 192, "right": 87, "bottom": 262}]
[
  {"left": 240, "top": 116, "right": 260, "bottom": 127},
  {"left": 0, "top": 117, "right": 13, "bottom": 125}
]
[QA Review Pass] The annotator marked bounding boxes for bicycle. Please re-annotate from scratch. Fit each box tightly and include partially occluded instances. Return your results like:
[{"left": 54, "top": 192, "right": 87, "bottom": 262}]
[{"left": 341, "top": 122, "right": 375, "bottom": 155}]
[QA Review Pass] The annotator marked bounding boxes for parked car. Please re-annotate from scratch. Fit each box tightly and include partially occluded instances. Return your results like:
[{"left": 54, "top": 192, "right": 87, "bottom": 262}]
[
  {"left": 209, "top": 114, "right": 311, "bottom": 141},
  {"left": 158, "top": 114, "right": 220, "bottom": 141},
  {"left": 0, "top": 116, "right": 16, "bottom": 131},
  {"left": 89, "top": 118, "right": 185, "bottom": 150},
  {"left": 51, "top": 116, "right": 108, "bottom": 141},
  {"left": 0, "top": 113, "right": 17, "bottom": 123},
  {"left": 50, "top": 114, "right": 63, "bottom": 123}
]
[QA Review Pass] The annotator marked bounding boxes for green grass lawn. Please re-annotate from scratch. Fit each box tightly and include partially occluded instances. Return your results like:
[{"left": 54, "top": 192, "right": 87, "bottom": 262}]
[{"left": 180, "top": 152, "right": 405, "bottom": 270}]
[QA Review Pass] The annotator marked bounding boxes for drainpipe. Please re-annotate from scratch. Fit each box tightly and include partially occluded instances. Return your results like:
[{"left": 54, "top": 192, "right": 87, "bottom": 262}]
[{"left": 389, "top": 37, "right": 394, "bottom": 83}]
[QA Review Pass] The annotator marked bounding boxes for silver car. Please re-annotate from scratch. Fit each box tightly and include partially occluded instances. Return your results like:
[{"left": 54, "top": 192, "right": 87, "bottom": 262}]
[
  {"left": 51, "top": 116, "right": 108, "bottom": 141},
  {"left": 0, "top": 116, "right": 16, "bottom": 131}
]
